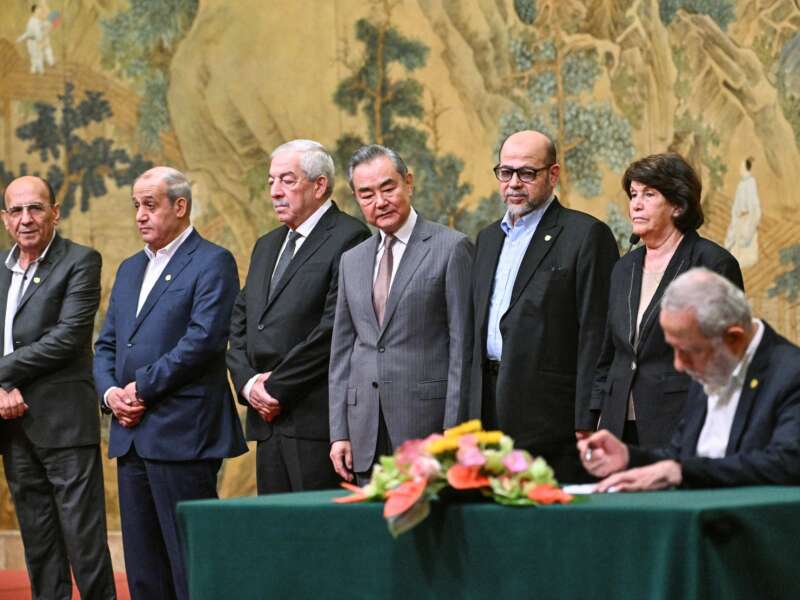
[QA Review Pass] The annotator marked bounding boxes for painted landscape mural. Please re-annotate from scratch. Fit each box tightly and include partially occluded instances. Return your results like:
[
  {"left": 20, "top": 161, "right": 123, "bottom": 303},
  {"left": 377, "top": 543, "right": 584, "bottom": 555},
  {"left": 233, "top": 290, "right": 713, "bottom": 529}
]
[{"left": 0, "top": 0, "right": 798, "bottom": 524}]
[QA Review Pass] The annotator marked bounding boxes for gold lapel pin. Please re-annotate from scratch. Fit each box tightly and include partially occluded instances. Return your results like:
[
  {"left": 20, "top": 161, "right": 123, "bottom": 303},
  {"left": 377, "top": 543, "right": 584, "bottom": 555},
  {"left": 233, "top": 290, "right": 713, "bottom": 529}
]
[
  {"left": 750, "top": 378, "right": 759, "bottom": 389},
  {"left": 544, "top": 234, "right": 552, "bottom": 241},
  {"left": 33, "top": 276, "right": 41, "bottom": 284},
  {"left": 165, "top": 274, "right": 172, "bottom": 282}
]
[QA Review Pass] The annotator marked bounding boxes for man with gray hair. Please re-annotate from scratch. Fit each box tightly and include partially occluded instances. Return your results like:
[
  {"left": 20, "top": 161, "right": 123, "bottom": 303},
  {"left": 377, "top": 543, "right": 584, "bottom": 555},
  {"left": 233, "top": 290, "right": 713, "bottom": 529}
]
[
  {"left": 227, "top": 140, "right": 369, "bottom": 493},
  {"left": 329, "top": 144, "right": 473, "bottom": 484},
  {"left": 579, "top": 267, "right": 800, "bottom": 490},
  {"left": 94, "top": 166, "right": 246, "bottom": 599}
]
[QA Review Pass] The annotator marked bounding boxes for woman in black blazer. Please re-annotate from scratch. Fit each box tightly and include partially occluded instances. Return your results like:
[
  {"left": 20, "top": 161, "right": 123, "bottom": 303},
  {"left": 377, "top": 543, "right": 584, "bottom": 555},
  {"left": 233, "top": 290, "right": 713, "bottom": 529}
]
[{"left": 591, "top": 153, "right": 743, "bottom": 447}]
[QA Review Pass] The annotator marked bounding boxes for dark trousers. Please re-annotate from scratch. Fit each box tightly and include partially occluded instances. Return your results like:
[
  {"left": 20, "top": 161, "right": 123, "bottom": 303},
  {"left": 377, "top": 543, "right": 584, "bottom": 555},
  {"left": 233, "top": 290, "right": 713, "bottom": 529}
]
[
  {"left": 256, "top": 433, "right": 339, "bottom": 495},
  {"left": 355, "top": 406, "right": 393, "bottom": 487},
  {"left": 2, "top": 425, "right": 115, "bottom": 600},
  {"left": 117, "top": 447, "right": 220, "bottom": 600}
]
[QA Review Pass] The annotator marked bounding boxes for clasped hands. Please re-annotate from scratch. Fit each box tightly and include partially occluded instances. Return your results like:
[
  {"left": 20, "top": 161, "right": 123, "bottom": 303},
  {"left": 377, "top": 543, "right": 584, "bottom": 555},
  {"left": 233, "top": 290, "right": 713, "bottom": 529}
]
[
  {"left": 107, "top": 382, "right": 146, "bottom": 428},
  {"left": 0, "top": 387, "right": 28, "bottom": 420},
  {"left": 248, "top": 372, "right": 281, "bottom": 422},
  {"left": 578, "top": 430, "right": 682, "bottom": 492}
]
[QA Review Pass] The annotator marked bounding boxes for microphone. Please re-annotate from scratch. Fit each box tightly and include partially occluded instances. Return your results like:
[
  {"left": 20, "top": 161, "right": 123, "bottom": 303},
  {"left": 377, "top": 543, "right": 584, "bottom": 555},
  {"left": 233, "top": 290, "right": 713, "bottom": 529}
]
[{"left": 627, "top": 233, "right": 640, "bottom": 254}]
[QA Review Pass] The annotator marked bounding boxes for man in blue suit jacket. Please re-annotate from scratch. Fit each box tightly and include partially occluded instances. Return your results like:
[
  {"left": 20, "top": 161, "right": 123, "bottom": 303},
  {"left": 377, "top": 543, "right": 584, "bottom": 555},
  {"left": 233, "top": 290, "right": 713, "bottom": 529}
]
[
  {"left": 579, "top": 268, "right": 800, "bottom": 490},
  {"left": 94, "top": 166, "right": 247, "bottom": 600}
]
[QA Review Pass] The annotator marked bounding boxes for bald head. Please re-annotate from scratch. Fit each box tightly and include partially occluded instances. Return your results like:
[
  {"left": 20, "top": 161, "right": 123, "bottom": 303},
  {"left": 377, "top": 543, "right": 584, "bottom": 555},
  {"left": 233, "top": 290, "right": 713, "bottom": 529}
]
[
  {"left": 4, "top": 175, "right": 55, "bottom": 208},
  {"left": 2, "top": 175, "right": 61, "bottom": 261},
  {"left": 133, "top": 166, "right": 192, "bottom": 212},
  {"left": 496, "top": 130, "right": 560, "bottom": 222}
]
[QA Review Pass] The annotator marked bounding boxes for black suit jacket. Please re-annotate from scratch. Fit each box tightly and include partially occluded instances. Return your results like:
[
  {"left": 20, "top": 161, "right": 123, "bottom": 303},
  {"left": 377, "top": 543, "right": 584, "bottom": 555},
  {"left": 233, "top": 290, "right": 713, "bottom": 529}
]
[
  {"left": 227, "top": 202, "right": 370, "bottom": 442},
  {"left": 628, "top": 322, "right": 800, "bottom": 487},
  {"left": 0, "top": 234, "right": 101, "bottom": 449},
  {"left": 591, "top": 230, "right": 743, "bottom": 447},
  {"left": 465, "top": 199, "right": 619, "bottom": 480}
]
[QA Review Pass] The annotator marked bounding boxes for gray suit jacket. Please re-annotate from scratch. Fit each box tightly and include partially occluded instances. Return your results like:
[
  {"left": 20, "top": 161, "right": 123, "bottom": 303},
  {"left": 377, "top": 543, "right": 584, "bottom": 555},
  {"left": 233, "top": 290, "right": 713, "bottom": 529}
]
[
  {"left": 0, "top": 233, "right": 102, "bottom": 450},
  {"left": 329, "top": 217, "right": 473, "bottom": 472}
]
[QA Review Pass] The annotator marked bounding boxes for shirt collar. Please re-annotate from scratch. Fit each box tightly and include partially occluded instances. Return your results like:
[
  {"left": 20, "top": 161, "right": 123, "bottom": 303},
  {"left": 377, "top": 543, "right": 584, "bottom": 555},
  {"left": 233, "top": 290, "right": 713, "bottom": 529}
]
[
  {"left": 144, "top": 225, "right": 194, "bottom": 261},
  {"left": 293, "top": 199, "right": 332, "bottom": 239},
  {"left": 379, "top": 208, "right": 417, "bottom": 247},
  {"left": 5, "top": 231, "right": 57, "bottom": 271},
  {"left": 500, "top": 195, "right": 554, "bottom": 235}
]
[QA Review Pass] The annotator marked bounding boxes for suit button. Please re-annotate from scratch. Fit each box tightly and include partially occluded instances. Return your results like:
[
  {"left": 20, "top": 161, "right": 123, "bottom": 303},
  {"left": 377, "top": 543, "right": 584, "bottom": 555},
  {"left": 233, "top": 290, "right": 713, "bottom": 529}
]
[
  {"left": 372, "top": 382, "right": 379, "bottom": 389},
  {"left": 378, "top": 346, "right": 385, "bottom": 353},
  {"left": 631, "top": 361, "right": 636, "bottom": 371},
  {"left": 257, "top": 324, "right": 265, "bottom": 331}
]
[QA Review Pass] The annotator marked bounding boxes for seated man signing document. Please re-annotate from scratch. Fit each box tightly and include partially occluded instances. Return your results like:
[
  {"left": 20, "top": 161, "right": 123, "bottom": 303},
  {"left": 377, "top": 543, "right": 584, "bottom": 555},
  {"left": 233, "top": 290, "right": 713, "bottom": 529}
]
[{"left": 579, "top": 267, "right": 800, "bottom": 491}]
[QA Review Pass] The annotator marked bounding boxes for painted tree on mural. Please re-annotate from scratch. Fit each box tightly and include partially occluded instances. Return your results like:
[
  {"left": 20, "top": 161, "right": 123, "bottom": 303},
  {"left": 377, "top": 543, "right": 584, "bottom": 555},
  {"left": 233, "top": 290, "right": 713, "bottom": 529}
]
[
  {"left": 499, "top": 0, "right": 635, "bottom": 203},
  {"left": 658, "top": 0, "right": 736, "bottom": 30},
  {"left": 333, "top": 0, "right": 494, "bottom": 235},
  {"left": 0, "top": 83, "right": 152, "bottom": 218},
  {"left": 101, "top": 0, "right": 199, "bottom": 150},
  {"left": 770, "top": 247, "right": 800, "bottom": 304}
]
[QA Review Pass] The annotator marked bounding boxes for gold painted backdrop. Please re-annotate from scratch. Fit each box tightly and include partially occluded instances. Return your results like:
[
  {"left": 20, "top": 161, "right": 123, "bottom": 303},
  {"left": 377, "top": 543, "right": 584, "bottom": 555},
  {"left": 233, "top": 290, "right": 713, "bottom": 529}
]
[{"left": 0, "top": 0, "right": 798, "bottom": 526}]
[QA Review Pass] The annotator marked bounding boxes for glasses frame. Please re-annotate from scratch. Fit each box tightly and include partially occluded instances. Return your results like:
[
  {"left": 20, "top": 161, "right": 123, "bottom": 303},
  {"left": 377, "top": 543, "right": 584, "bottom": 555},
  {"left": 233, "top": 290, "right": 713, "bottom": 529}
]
[{"left": 493, "top": 163, "right": 554, "bottom": 183}]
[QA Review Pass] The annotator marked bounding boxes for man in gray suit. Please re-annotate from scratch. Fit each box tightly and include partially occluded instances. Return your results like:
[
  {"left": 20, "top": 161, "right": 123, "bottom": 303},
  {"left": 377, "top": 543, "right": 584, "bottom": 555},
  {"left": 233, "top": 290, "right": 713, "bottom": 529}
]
[
  {"left": 0, "top": 176, "right": 115, "bottom": 599},
  {"left": 329, "top": 145, "right": 473, "bottom": 483}
]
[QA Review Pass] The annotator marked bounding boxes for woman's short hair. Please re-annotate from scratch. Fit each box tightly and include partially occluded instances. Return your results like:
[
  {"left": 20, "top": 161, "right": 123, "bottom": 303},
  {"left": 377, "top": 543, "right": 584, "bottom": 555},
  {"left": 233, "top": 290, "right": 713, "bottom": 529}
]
[{"left": 622, "top": 153, "right": 704, "bottom": 232}]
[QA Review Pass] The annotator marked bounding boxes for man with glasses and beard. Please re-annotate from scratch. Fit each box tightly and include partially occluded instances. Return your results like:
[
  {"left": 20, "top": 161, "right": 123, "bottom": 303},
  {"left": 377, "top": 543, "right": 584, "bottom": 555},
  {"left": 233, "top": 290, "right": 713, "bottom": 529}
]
[
  {"left": 463, "top": 130, "right": 619, "bottom": 483},
  {"left": 579, "top": 268, "right": 800, "bottom": 490}
]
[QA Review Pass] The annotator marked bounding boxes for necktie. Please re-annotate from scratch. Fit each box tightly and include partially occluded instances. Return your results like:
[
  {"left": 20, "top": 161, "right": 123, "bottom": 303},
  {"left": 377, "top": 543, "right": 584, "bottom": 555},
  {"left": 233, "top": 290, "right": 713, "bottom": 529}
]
[
  {"left": 269, "top": 230, "right": 300, "bottom": 301},
  {"left": 373, "top": 234, "right": 396, "bottom": 326}
]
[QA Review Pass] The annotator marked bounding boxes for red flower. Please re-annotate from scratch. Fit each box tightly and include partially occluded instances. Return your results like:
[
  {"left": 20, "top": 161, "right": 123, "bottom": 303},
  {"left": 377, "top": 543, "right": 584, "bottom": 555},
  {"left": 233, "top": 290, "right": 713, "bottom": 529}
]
[
  {"left": 447, "top": 464, "right": 490, "bottom": 489},
  {"left": 384, "top": 479, "right": 427, "bottom": 517},
  {"left": 527, "top": 484, "right": 573, "bottom": 505},
  {"left": 333, "top": 482, "right": 370, "bottom": 504}
]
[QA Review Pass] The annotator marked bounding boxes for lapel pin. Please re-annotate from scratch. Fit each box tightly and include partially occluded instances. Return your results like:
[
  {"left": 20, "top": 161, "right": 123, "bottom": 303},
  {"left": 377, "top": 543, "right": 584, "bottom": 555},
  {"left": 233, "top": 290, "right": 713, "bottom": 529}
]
[
  {"left": 32, "top": 276, "right": 41, "bottom": 284},
  {"left": 750, "top": 378, "right": 759, "bottom": 390},
  {"left": 544, "top": 234, "right": 552, "bottom": 242},
  {"left": 165, "top": 274, "right": 172, "bottom": 282}
]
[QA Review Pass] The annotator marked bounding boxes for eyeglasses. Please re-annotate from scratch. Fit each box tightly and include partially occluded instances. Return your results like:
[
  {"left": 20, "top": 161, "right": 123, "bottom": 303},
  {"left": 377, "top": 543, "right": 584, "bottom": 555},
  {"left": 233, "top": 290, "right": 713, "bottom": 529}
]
[
  {"left": 2, "top": 203, "right": 49, "bottom": 217},
  {"left": 493, "top": 164, "right": 553, "bottom": 183}
]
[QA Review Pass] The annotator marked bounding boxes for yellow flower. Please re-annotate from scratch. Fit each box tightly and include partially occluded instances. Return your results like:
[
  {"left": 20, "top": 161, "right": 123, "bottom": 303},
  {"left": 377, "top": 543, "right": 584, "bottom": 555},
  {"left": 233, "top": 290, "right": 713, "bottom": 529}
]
[
  {"left": 426, "top": 437, "right": 461, "bottom": 455},
  {"left": 444, "top": 420, "right": 483, "bottom": 438},
  {"left": 474, "top": 431, "right": 503, "bottom": 445}
]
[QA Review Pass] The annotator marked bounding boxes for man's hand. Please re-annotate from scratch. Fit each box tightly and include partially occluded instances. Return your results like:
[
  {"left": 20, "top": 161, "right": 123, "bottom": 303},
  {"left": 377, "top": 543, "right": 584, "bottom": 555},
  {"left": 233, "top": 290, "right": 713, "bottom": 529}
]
[
  {"left": 0, "top": 388, "right": 28, "bottom": 420},
  {"left": 248, "top": 372, "right": 281, "bottom": 422},
  {"left": 107, "top": 386, "right": 146, "bottom": 428},
  {"left": 595, "top": 460, "right": 683, "bottom": 492},
  {"left": 330, "top": 440, "right": 353, "bottom": 482},
  {"left": 577, "top": 429, "right": 629, "bottom": 478}
]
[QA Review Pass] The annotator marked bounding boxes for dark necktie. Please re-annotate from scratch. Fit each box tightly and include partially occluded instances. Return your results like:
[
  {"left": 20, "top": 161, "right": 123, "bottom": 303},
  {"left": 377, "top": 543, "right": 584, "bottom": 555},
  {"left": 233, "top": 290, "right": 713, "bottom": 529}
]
[
  {"left": 269, "top": 230, "right": 300, "bottom": 301},
  {"left": 373, "top": 234, "right": 396, "bottom": 326}
]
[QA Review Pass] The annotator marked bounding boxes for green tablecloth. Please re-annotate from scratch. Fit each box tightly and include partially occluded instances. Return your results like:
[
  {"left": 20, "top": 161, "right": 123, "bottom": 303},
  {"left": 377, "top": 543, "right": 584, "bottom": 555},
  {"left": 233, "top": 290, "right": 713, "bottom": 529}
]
[{"left": 177, "top": 487, "right": 800, "bottom": 600}]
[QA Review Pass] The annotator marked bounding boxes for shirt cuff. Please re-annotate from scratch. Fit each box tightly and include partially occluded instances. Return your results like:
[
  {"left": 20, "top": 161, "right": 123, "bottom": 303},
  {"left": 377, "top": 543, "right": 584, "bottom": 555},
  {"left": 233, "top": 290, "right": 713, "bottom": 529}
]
[{"left": 242, "top": 374, "right": 260, "bottom": 402}]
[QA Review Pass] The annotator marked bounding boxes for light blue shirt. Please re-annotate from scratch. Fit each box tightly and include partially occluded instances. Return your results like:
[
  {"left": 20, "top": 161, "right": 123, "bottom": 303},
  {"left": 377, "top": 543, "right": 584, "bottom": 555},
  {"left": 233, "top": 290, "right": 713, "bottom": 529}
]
[{"left": 486, "top": 196, "right": 554, "bottom": 360}]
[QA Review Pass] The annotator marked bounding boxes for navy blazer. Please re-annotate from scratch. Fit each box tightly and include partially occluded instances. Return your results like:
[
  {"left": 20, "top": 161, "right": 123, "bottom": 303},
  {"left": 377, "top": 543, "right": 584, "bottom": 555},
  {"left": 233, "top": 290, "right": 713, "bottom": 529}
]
[
  {"left": 94, "top": 230, "right": 247, "bottom": 461},
  {"left": 628, "top": 322, "right": 800, "bottom": 487}
]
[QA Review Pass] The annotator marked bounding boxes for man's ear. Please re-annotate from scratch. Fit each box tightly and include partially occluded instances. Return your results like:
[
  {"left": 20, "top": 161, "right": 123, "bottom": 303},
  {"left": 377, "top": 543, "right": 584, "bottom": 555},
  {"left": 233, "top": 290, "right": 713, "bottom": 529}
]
[{"left": 722, "top": 324, "right": 748, "bottom": 355}]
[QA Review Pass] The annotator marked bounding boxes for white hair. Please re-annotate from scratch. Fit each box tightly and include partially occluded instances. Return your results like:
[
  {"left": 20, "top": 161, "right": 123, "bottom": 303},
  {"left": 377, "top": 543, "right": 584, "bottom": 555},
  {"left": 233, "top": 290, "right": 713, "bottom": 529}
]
[
  {"left": 661, "top": 267, "right": 751, "bottom": 337},
  {"left": 271, "top": 139, "right": 335, "bottom": 199}
]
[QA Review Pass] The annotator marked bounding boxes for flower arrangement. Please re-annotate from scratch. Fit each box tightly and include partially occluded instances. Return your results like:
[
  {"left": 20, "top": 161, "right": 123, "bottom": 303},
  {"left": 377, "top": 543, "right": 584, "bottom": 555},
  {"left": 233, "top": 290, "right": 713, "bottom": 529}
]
[{"left": 334, "top": 420, "right": 575, "bottom": 536}]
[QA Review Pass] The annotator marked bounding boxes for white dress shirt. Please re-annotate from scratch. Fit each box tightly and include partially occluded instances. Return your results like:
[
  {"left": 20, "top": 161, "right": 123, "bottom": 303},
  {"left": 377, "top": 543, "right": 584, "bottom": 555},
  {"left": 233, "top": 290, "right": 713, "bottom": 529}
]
[
  {"left": 3, "top": 234, "right": 56, "bottom": 356},
  {"left": 695, "top": 319, "right": 764, "bottom": 458},
  {"left": 242, "top": 200, "right": 333, "bottom": 400},
  {"left": 372, "top": 208, "right": 418, "bottom": 286},
  {"left": 137, "top": 226, "right": 195, "bottom": 316}
]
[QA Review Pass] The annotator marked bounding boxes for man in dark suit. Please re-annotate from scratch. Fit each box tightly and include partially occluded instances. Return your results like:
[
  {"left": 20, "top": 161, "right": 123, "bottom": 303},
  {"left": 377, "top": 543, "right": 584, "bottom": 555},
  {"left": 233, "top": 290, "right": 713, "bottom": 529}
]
[
  {"left": 579, "top": 268, "right": 800, "bottom": 489},
  {"left": 329, "top": 145, "right": 473, "bottom": 484},
  {"left": 94, "top": 166, "right": 246, "bottom": 600},
  {"left": 0, "top": 176, "right": 115, "bottom": 600},
  {"left": 227, "top": 139, "right": 369, "bottom": 494},
  {"left": 464, "top": 130, "right": 619, "bottom": 482}
]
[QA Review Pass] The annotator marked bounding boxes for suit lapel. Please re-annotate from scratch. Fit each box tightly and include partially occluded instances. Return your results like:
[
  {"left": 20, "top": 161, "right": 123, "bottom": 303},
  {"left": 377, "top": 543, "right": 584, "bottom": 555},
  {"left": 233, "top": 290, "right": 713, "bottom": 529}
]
[
  {"left": 506, "top": 199, "right": 563, "bottom": 313},
  {"left": 0, "top": 262, "right": 11, "bottom": 345},
  {"left": 258, "top": 227, "right": 287, "bottom": 310},
  {"left": 129, "top": 230, "right": 200, "bottom": 339},
  {"left": 262, "top": 205, "right": 339, "bottom": 314},
  {"left": 379, "top": 218, "right": 431, "bottom": 337},
  {"left": 635, "top": 231, "right": 696, "bottom": 350},
  {"left": 683, "top": 384, "right": 709, "bottom": 458},
  {"left": 15, "top": 234, "right": 66, "bottom": 314},
  {"left": 725, "top": 326, "right": 771, "bottom": 454},
  {"left": 357, "top": 233, "right": 382, "bottom": 334}
]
